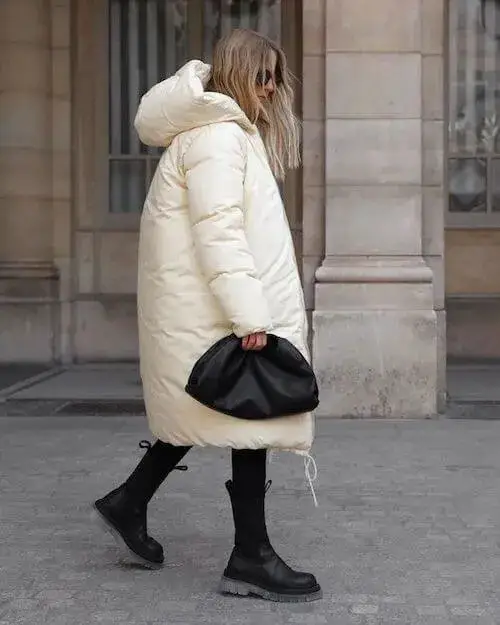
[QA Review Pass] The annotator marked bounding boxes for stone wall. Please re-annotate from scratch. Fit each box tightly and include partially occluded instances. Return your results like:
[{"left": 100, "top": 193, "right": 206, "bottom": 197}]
[
  {"left": 446, "top": 230, "right": 500, "bottom": 359},
  {"left": 70, "top": 0, "right": 139, "bottom": 362},
  {"left": 422, "top": 0, "right": 446, "bottom": 407},
  {"left": 302, "top": 0, "right": 326, "bottom": 344},
  {"left": 0, "top": 0, "right": 73, "bottom": 363},
  {"left": 0, "top": 0, "right": 58, "bottom": 362},
  {"left": 311, "top": 0, "right": 444, "bottom": 416},
  {"left": 51, "top": 0, "right": 72, "bottom": 362}
]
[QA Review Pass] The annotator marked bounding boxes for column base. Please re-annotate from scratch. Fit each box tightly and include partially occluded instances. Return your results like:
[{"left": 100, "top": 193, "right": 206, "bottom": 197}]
[
  {"left": 0, "top": 262, "right": 59, "bottom": 363},
  {"left": 313, "top": 310, "right": 437, "bottom": 417},
  {"left": 312, "top": 258, "right": 438, "bottom": 418}
]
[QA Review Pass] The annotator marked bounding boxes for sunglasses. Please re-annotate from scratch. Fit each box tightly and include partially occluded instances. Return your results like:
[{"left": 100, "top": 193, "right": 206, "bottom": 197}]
[{"left": 256, "top": 68, "right": 282, "bottom": 87}]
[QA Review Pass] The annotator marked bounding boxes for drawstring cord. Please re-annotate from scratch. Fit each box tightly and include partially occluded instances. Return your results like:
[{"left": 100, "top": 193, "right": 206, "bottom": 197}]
[
  {"left": 269, "top": 449, "right": 318, "bottom": 506},
  {"left": 138, "top": 440, "right": 188, "bottom": 471},
  {"left": 304, "top": 454, "right": 319, "bottom": 507}
]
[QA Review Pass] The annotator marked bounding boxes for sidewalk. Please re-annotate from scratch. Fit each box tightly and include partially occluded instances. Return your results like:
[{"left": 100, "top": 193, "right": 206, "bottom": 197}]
[
  {"left": 1, "top": 362, "right": 500, "bottom": 417},
  {"left": 2, "top": 415, "right": 500, "bottom": 624},
  {"left": 0, "top": 363, "right": 142, "bottom": 401},
  {"left": 0, "top": 363, "right": 144, "bottom": 416}
]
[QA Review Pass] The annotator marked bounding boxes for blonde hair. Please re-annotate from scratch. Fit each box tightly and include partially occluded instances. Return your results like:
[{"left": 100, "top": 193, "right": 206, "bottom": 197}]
[{"left": 207, "top": 29, "right": 300, "bottom": 180}]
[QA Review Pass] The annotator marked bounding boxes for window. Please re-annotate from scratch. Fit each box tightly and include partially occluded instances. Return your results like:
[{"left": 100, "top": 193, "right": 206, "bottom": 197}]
[
  {"left": 448, "top": 0, "right": 500, "bottom": 225},
  {"left": 108, "top": 0, "right": 282, "bottom": 214}
]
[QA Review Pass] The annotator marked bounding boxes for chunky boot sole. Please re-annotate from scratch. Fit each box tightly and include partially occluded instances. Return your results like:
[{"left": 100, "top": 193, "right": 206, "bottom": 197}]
[
  {"left": 218, "top": 575, "right": 323, "bottom": 603},
  {"left": 91, "top": 504, "right": 163, "bottom": 570}
]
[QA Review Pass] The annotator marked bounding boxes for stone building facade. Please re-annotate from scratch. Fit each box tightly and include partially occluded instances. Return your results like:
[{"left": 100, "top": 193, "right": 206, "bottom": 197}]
[{"left": 1, "top": 0, "right": 496, "bottom": 417}]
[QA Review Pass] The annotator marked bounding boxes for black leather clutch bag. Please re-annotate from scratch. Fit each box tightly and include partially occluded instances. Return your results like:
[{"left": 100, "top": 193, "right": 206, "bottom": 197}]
[{"left": 185, "top": 333, "right": 319, "bottom": 420}]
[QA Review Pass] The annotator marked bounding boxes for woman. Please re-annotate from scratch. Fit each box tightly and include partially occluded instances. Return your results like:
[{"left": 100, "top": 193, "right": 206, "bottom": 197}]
[{"left": 94, "top": 29, "right": 321, "bottom": 603}]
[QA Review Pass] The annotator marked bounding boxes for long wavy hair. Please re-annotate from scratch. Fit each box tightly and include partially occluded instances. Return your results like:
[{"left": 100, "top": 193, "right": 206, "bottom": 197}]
[{"left": 207, "top": 29, "right": 300, "bottom": 180}]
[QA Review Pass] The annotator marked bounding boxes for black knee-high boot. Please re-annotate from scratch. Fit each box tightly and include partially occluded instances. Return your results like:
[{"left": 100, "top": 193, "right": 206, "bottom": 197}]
[
  {"left": 219, "top": 449, "right": 322, "bottom": 602},
  {"left": 94, "top": 440, "right": 191, "bottom": 567}
]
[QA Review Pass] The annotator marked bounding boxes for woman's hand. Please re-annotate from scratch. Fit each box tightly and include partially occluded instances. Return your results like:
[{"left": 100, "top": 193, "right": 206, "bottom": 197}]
[{"left": 241, "top": 332, "right": 267, "bottom": 351}]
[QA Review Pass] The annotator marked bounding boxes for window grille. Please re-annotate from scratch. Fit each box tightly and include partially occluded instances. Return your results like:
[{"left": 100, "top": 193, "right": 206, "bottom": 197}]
[
  {"left": 448, "top": 0, "right": 500, "bottom": 223},
  {"left": 108, "top": 0, "right": 281, "bottom": 213}
]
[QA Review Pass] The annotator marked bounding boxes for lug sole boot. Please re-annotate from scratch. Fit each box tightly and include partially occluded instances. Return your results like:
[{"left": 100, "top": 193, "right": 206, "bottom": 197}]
[
  {"left": 93, "top": 485, "right": 164, "bottom": 569},
  {"left": 93, "top": 440, "right": 189, "bottom": 568},
  {"left": 219, "top": 480, "right": 322, "bottom": 602}
]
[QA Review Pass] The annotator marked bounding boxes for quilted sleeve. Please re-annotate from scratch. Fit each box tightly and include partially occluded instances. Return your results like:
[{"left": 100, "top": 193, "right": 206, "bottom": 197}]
[{"left": 183, "top": 123, "right": 273, "bottom": 337}]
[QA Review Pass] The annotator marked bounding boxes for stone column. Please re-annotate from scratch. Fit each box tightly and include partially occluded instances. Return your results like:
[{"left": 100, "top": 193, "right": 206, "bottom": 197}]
[
  {"left": 422, "top": 0, "right": 446, "bottom": 410},
  {"left": 313, "top": 0, "right": 438, "bottom": 417},
  {"left": 302, "top": 0, "right": 326, "bottom": 344},
  {"left": 0, "top": 0, "right": 57, "bottom": 361},
  {"left": 51, "top": 0, "right": 72, "bottom": 363}
]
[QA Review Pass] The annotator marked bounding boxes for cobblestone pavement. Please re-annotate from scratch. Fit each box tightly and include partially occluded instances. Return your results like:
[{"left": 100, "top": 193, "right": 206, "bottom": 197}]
[{"left": 2, "top": 415, "right": 500, "bottom": 624}]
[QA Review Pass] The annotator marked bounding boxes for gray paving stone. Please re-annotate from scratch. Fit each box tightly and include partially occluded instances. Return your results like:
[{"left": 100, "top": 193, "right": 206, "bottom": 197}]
[
  {"left": 3, "top": 416, "right": 500, "bottom": 624},
  {"left": 351, "top": 604, "right": 379, "bottom": 614},
  {"left": 417, "top": 606, "right": 448, "bottom": 617}
]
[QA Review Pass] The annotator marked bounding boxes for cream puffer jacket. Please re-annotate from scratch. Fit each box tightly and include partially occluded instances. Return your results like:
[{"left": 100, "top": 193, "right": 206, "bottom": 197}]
[{"left": 135, "top": 60, "right": 315, "bottom": 456}]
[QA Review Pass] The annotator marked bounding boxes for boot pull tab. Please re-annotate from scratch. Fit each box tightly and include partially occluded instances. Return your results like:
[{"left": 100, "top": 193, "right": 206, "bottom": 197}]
[
  {"left": 265, "top": 480, "right": 272, "bottom": 494},
  {"left": 174, "top": 465, "right": 188, "bottom": 471},
  {"left": 304, "top": 454, "right": 319, "bottom": 508}
]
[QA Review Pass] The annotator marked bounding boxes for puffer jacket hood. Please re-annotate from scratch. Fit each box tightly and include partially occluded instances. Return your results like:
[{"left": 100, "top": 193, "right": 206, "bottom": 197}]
[{"left": 134, "top": 60, "right": 255, "bottom": 148}]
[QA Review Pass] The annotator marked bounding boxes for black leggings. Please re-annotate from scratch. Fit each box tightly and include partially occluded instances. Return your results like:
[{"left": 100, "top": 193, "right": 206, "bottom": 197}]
[
  {"left": 152, "top": 441, "right": 266, "bottom": 488},
  {"left": 230, "top": 448, "right": 267, "bottom": 494},
  {"left": 126, "top": 440, "right": 267, "bottom": 506}
]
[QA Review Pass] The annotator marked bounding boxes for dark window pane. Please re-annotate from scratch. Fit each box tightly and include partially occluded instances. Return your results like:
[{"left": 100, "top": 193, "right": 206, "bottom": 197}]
[
  {"left": 108, "top": 0, "right": 187, "bottom": 212},
  {"left": 492, "top": 159, "right": 500, "bottom": 210},
  {"left": 448, "top": 0, "right": 500, "bottom": 156},
  {"left": 109, "top": 159, "right": 146, "bottom": 213},
  {"left": 203, "top": 0, "right": 281, "bottom": 61},
  {"left": 449, "top": 158, "right": 487, "bottom": 212}
]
